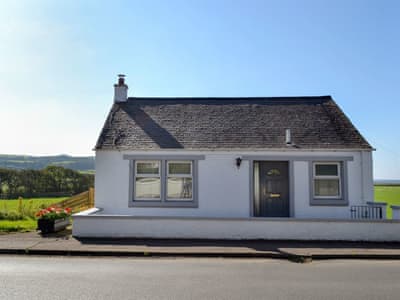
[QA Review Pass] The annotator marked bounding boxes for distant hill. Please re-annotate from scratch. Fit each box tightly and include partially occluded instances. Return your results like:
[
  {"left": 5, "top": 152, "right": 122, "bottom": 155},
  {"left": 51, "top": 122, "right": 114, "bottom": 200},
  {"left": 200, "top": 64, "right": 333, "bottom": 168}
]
[
  {"left": 0, "top": 154, "right": 95, "bottom": 172},
  {"left": 374, "top": 179, "right": 400, "bottom": 185}
]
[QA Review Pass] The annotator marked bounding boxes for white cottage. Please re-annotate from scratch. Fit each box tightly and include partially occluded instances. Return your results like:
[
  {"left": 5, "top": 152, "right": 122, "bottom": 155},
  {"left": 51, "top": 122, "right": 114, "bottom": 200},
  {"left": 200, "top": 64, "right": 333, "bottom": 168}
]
[{"left": 73, "top": 75, "right": 400, "bottom": 241}]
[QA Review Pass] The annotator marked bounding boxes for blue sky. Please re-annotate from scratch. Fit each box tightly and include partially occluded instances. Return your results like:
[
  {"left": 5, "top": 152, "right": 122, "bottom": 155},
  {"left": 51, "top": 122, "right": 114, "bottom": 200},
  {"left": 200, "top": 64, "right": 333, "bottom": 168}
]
[{"left": 0, "top": 0, "right": 399, "bottom": 179}]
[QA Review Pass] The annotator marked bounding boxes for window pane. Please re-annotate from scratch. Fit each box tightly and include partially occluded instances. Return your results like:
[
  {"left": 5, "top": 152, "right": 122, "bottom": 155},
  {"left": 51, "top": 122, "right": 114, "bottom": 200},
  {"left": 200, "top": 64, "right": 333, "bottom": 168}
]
[
  {"left": 168, "top": 162, "right": 191, "bottom": 175},
  {"left": 267, "top": 168, "right": 281, "bottom": 176},
  {"left": 135, "top": 177, "right": 160, "bottom": 199},
  {"left": 167, "top": 177, "right": 193, "bottom": 200},
  {"left": 315, "top": 164, "right": 338, "bottom": 176},
  {"left": 315, "top": 179, "right": 340, "bottom": 197},
  {"left": 136, "top": 161, "right": 159, "bottom": 175}
]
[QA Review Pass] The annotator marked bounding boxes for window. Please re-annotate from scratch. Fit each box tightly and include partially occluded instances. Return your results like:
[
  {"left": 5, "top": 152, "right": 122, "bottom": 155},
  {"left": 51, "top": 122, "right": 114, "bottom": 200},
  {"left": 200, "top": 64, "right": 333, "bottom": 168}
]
[
  {"left": 134, "top": 161, "right": 161, "bottom": 200},
  {"left": 310, "top": 161, "right": 348, "bottom": 206},
  {"left": 167, "top": 161, "right": 193, "bottom": 200},
  {"left": 125, "top": 155, "right": 204, "bottom": 208},
  {"left": 313, "top": 162, "right": 341, "bottom": 198}
]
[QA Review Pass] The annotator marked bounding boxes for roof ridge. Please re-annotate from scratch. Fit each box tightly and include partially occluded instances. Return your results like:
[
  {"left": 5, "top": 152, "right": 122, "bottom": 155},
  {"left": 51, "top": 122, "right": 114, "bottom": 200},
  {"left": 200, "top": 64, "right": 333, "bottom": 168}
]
[{"left": 127, "top": 95, "right": 332, "bottom": 101}]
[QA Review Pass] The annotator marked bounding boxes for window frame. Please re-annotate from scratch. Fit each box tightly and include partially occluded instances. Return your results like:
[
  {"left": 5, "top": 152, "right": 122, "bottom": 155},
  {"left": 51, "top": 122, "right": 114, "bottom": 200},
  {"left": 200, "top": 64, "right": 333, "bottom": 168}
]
[
  {"left": 126, "top": 155, "right": 204, "bottom": 208},
  {"left": 313, "top": 162, "right": 342, "bottom": 199},
  {"left": 134, "top": 160, "right": 162, "bottom": 201},
  {"left": 309, "top": 161, "right": 348, "bottom": 206},
  {"left": 166, "top": 160, "right": 193, "bottom": 201}
]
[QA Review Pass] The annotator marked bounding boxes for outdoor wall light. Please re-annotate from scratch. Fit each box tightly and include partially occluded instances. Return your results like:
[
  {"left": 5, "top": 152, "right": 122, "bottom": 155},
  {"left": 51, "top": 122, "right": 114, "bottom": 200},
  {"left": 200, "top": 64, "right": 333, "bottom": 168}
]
[{"left": 236, "top": 157, "right": 242, "bottom": 168}]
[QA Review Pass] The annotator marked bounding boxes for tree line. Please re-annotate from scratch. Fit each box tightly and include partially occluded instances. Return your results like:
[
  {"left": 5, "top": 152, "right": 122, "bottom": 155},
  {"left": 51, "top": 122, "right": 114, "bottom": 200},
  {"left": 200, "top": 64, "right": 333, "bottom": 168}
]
[{"left": 0, "top": 166, "right": 94, "bottom": 198}]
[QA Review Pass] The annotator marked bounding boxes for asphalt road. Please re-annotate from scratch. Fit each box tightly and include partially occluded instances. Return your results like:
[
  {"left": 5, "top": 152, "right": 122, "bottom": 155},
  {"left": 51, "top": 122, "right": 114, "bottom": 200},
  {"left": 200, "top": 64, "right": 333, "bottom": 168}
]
[{"left": 1, "top": 256, "right": 400, "bottom": 300}]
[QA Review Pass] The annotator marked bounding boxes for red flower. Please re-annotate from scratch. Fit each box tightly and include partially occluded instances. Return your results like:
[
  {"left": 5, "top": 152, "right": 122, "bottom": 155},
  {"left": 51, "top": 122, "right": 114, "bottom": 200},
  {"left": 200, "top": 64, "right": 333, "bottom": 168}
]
[{"left": 36, "top": 205, "right": 72, "bottom": 220}]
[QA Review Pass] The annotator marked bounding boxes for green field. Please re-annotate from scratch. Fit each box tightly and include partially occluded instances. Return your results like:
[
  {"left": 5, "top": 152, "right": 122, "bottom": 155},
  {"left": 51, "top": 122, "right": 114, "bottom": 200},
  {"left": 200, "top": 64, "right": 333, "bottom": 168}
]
[
  {"left": 0, "top": 197, "right": 67, "bottom": 211},
  {"left": 374, "top": 185, "right": 400, "bottom": 219},
  {"left": 0, "top": 197, "right": 67, "bottom": 233}
]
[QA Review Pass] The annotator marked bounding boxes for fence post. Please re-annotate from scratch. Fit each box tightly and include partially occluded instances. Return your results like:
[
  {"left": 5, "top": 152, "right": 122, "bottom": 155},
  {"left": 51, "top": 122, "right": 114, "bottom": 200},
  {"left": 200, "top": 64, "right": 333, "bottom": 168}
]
[
  {"left": 391, "top": 205, "right": 400, "bottom": 220},
  {"left": 89, "top": 187, "right": 95, "bottom": 207}
]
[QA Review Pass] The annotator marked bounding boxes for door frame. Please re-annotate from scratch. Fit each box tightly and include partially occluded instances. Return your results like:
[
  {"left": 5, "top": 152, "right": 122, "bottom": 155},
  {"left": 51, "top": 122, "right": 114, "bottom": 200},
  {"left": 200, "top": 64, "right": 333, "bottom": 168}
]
[
  {"left": 248, "top": 158, "right": 295, "bottom": 218},
  {"left": 255, "top": 161, "right": 290, "bottom": 217}
]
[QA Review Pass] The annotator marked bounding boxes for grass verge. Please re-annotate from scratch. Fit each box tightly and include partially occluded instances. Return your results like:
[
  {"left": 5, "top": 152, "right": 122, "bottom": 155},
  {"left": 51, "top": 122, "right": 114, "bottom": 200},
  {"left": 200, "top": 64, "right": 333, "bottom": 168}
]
[
  {"left": 374, "top": 185, "right": 400, "bottom": 219},
  {"left": 0, "top": 219, "right": 37, "bottom": 233}
]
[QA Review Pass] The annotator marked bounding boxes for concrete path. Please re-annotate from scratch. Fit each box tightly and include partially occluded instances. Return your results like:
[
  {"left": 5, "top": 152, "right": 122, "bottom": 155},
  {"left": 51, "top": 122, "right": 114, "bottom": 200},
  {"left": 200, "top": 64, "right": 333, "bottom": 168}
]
[{"left": 1, "top": 230, "right": 400, "bottom": 261}]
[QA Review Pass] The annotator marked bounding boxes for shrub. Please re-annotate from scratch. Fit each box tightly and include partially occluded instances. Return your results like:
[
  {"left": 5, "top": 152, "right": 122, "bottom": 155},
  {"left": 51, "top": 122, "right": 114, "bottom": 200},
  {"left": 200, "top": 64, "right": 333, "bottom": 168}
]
[
  {"left": 0, "top": 210, "right": 25, "bottom": 221},
  {"left": 24, "top": 200, "right": 36, "bottom": 219},
  {"left": 0, "top": 211, "right": 7, "bottom": 220}
]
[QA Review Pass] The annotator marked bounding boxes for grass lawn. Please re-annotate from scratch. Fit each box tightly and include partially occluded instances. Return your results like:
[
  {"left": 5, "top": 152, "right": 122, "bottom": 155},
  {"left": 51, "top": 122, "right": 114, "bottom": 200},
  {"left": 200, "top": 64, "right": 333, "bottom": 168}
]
[
  {"left": 374, "top": 185, "right": 400, "bottom": 219},
  {"left": 0, "top": 197, "right": 67, "bottom": 212},
  {"left": 0, "top": 197, "right": 67, "bottom": 233},
  {"left": 0, "top": 219, "right": 37, "bottom": 233}
]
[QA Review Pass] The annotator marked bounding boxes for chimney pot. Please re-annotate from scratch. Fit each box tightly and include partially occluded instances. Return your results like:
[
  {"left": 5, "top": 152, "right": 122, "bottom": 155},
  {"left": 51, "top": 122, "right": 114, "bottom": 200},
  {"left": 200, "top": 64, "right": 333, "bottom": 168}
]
[{"left": 117, "top": 74, "right": 125, "bottom": 86}]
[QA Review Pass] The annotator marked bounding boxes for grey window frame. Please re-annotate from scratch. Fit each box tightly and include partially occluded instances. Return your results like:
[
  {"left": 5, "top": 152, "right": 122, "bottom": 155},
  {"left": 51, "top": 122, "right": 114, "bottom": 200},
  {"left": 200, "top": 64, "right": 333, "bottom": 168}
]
[
  {"left": 124, "top": 155, "right": 204, "bottom": 208},
  {"left": 134, "top": 160, "right": 162, "bottom": 201},
  {"left": 309, "top": 161, "right": 349, "bottom": 206},
  {"left": 313, "top": 162, "right": 342, "bottom": 199},
  {"left": 166, "top": 160, "right": 193, "bottom": 201}
]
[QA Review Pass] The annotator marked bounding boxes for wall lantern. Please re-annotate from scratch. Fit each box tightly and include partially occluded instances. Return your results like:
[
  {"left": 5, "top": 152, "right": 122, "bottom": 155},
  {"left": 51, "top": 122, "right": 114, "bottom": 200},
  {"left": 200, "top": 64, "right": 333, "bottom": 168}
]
[{"left": 236, "top": 157, "right": 242, "bottom": 168}]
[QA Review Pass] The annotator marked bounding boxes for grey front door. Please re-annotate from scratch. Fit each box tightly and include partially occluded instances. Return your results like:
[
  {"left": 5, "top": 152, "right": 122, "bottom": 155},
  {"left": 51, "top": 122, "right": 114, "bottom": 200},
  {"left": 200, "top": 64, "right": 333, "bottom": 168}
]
[{"left": 257, "top": 161, "right": 289, "bottom": 217}]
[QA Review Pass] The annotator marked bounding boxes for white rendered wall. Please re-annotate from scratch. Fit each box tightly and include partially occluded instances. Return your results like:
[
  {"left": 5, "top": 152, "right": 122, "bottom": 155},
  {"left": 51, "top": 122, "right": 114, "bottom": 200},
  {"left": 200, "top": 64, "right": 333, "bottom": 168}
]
[
  {"left": 293, "top": 151, "right": 374, "bottom": 218},
  {"left": 95, "top": 151, "right": 250, "bottom": 217},
  {"left": 73, "top": 215, "right": 400, "bottom": 241},
  {"left": 94, "top": 150, "right": 374, "bottom": 219}
]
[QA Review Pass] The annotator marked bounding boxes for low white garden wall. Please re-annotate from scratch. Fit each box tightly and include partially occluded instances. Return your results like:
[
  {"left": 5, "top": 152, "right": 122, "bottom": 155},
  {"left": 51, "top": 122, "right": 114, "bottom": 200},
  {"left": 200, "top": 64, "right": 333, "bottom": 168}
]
[{"left": 73, "top": 209, "right": 400, "bottom": 242}]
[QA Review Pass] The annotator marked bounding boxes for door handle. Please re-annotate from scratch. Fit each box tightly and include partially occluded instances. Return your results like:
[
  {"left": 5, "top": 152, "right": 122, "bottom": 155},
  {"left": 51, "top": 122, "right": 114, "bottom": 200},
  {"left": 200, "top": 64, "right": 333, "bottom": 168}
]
[{"left": 269, "top": 193, "right": 281, "bottom": 198}]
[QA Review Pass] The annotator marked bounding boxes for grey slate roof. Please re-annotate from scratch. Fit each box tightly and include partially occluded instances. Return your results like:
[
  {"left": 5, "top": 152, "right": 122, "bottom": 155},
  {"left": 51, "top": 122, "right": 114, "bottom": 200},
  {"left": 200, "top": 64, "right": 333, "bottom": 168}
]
[{"left": 95, "top": 96, "right": 372, "bottom": 150}]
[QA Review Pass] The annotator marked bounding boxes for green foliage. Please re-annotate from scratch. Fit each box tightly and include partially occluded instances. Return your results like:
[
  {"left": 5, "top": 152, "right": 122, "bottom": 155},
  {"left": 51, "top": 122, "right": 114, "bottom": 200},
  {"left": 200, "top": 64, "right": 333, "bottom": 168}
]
[
  {"left": 0, "top": 197, "right": 66, "bottom": 220},
  {"left": 0, "top": 166, "right": 94, "bottom": 198},
  {"left": 0, "top": 211, "right": 25, "bottom": 221},
  {"left": 0, "top": 197, "right": 66, "bottom": 232},
  {"left": 78, "top": 170, "right": 95, "bottom": 175},
  {"left": 0, "top": 211, "right": 8, "bottom": 220},
  {"left": 374, "top": 185, "right": 400, "bottom": 219}
]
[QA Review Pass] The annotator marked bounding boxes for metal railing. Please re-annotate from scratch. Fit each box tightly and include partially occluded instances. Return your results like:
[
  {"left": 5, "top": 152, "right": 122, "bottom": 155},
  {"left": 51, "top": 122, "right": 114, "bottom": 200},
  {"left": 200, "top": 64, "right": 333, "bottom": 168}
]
[{"left": 350, "top": 205, "right": 383, "bottom": 220}]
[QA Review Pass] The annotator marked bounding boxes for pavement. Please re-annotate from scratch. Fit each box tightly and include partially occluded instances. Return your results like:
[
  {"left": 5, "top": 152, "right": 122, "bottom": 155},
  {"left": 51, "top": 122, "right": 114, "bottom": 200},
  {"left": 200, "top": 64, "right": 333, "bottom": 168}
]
[{"left": 1, "top": 229, "right": 400, "bottom": 261}]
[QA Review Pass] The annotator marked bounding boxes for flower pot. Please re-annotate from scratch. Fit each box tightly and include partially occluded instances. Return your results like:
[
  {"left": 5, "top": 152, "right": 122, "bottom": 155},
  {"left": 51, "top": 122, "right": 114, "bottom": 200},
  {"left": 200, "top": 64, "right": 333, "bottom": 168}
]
[{"left": 37, "top": 218, "right": 70, "bottom": 234}]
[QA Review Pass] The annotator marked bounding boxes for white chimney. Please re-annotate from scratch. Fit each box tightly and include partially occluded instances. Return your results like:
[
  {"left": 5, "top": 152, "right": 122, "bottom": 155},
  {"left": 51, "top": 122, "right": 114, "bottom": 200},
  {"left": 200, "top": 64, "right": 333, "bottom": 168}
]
[{"left": 114, "top": 74, "right": 128, "bottom": 102}]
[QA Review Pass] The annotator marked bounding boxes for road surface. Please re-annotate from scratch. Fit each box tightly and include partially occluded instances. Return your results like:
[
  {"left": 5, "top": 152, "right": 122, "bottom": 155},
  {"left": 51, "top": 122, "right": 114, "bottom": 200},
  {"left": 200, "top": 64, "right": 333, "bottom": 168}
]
[{"left": 0, "top": 256, "right": 399, "bottom": 299}]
